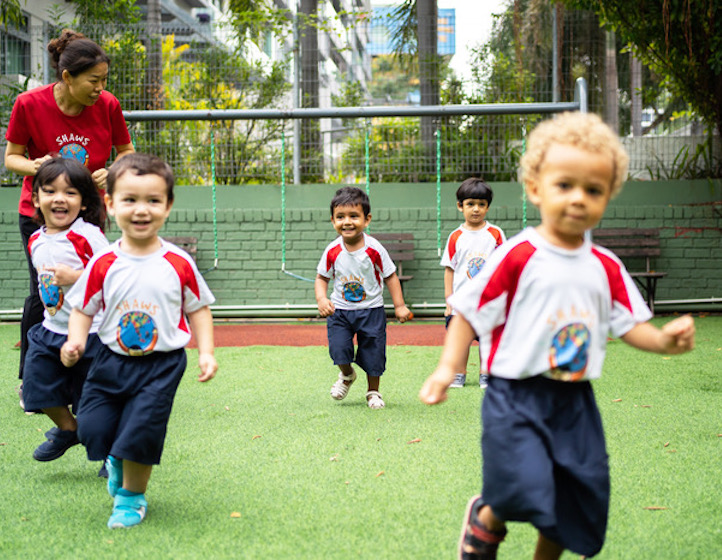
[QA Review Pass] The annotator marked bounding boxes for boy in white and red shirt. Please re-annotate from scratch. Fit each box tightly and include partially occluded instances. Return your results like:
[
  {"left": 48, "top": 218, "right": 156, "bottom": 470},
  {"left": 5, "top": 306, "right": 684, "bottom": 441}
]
[
  {"left": 61, "top": 154, "right": 217, "bottom": 530},
  {"left": 421, "top": 113, "right": 695, "bottom": 560},
  {"left": 315, "top": 187, "right": 411, "bottom": 409},
  {"left": 441, "top": 178, "right": 505, "bottom": 388}
]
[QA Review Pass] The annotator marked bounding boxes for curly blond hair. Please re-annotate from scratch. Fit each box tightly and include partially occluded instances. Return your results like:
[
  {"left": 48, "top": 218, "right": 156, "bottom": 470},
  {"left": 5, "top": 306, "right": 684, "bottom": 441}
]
[{"left": 519, "top": 112, "right": 629, "bottom": 198}]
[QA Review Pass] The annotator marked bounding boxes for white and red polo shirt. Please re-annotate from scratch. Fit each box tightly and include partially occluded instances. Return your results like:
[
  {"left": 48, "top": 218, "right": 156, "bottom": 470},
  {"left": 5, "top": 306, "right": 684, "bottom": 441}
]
[
  {"left": 29, "top": 218, "right": 108, "bottom": 334},
  {"left": 449, "top": 227, "right": 652, "bottom": 382},
  {"left": 317, "top": 233, "right": 396, "bottom": 310},
  {"left": 67, "top": 238, "right": 215, "bottom": 356},
  {"left": 441, "top": 222, "right": 506, "bottom": 295}
]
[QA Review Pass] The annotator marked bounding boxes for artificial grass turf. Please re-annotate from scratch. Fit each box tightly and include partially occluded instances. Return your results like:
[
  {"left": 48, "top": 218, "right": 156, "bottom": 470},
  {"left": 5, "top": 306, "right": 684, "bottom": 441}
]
[{"left": 0, "top": 317, "right": 720, "bottom": 559}]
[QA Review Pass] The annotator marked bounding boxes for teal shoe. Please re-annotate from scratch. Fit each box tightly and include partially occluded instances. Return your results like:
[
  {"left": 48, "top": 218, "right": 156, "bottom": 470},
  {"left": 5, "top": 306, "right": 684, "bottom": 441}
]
[
  {"left": 106, "top": 455, "right": 123, "bottom": 497},
  {"left": 107, "top": 492, "right": 147, "bottom": 529}
]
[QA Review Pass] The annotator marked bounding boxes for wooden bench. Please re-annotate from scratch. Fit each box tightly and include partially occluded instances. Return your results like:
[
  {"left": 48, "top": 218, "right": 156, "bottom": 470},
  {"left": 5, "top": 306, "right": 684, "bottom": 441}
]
[
  {"left": 373, "top": 233, "right": 415, "bottom": 293},
  {"left": 592, "top": 228, "right": 667, "bottom": 314},
  {"left": 165, "top": 235, "right": 198, "bottom": 261}
]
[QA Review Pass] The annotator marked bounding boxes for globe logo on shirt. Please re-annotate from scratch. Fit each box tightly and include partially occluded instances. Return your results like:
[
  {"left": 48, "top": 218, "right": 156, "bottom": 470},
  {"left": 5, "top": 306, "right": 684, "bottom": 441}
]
[
  {"left": 548, "top": 322, "right": 590, "bottom": 382},
  {"left": 466, "top": 256, "right": 486, "bottom": 279},
  {"left": 59, "top": 144, "right": 89, "bottom": 166},
  {"left": 117, "top": 311, "right": 158, "bottom": 356},
  {"left": 39, "top": 273, "right": 63, "bottom": 316},
  {"left": 343, "top": 281, "right": 367, "bottom": 302}
]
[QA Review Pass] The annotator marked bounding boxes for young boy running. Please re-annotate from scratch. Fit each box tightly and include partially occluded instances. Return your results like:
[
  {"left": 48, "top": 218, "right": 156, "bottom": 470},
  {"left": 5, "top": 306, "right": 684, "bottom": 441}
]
[
  {"left": 61, "top": 153, "right": 217, "bottom": 529},
  {"left": 420, "top": 112, "right": 695, "bottom": 560},
  {"left": 315, "top": 186, "right": 411, "bottom": 409},
  {"left": 441, "top": 177, "right": 505, "bottom": 388}
]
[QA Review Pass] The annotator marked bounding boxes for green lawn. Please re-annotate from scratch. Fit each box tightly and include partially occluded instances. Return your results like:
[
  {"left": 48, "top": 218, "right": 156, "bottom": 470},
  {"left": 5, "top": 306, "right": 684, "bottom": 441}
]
[{"left": 1, "top": 317, "right": 720, "bottom": 559}]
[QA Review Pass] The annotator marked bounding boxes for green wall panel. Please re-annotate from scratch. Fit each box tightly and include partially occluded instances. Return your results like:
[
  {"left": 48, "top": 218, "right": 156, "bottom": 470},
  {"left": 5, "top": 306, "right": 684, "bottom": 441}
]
[{"left": 0, "top": 180, "right": 719, "bottom": 316}]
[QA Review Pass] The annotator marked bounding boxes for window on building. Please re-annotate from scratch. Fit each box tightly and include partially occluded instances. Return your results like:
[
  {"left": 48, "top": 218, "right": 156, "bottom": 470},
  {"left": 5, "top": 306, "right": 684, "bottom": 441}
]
[{"left": 1, "top": 14, "right": 31, "bottom": 77}]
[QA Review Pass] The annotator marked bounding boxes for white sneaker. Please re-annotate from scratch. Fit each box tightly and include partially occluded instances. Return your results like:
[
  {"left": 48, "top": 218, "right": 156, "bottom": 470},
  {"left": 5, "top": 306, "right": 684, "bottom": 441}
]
[{"left": 479, "top": 374, "right": 489, "bottom": 388}]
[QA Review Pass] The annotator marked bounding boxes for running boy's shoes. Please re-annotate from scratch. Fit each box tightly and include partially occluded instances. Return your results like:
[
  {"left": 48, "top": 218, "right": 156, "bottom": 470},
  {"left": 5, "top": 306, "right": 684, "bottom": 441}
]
[
  {"left": 108, "top": 491, "right": 147, "bottom": 529},
  {"left": 33, "top": 427, "right": 80, "bottom": 461}
]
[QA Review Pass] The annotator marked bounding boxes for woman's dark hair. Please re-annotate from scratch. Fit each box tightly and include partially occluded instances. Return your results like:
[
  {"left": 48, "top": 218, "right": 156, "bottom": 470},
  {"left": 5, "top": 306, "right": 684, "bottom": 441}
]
[
  {"left": 47, "top": 29, "right": 110, "bottom": 80},
  {"left": 32, "top": 158, "right": 105, "bottom": 229},
  {"left": 330, "top": 186, "right": 371, "bottom": 217}
]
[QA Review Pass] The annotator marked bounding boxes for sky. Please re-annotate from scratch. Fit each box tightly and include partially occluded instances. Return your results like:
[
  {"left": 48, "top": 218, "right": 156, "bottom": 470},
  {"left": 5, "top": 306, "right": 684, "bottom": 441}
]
[{"left": 438, "top": 0, "right": 508, "bottom": 81}]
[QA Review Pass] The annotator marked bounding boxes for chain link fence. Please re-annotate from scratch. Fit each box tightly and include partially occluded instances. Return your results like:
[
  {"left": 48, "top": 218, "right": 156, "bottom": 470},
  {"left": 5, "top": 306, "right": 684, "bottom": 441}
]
[{"left": 1, "top": 8, "right": 717, "bottom": 187}]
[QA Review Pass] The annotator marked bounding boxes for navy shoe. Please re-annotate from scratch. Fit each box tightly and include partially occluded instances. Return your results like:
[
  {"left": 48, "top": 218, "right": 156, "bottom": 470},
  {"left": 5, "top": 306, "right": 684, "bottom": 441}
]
[{"left": 33, "top": 427, "right": 80, "bottom": 461}]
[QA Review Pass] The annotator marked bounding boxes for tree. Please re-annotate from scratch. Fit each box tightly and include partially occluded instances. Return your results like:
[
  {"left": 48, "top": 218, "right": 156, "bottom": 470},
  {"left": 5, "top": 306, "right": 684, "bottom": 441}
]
[
  {"left": 0, "top": 0, "right": 22, "bottom": 28},
  {"left": 563, "top": 0, "right": 722, "bottom": 149},
  {"left": 388, "top": 0, "right": 441, "bottom": 170}
]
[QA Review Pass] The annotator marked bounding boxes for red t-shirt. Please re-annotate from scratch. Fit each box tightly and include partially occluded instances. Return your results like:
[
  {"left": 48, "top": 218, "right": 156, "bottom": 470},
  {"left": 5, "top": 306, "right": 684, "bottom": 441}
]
[{"left": 5, "top": 83, "right": 131, "bottom": 217}]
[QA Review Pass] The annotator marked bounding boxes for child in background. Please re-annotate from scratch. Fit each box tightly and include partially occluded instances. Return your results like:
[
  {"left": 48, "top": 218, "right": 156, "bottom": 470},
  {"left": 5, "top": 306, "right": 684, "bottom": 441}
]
[
  {"left": 440, "top": 178, "right": 505, "bottom": 388},
  {"left": 22, "top": 158, "right": 108, "bottom": 464},
  {"left": 315, "top": 186, "right": 411, "bottom": 409},
  {"left": 61, "top": 153, "right": 217, "bottom": 529},
  {"left": 420, "top": 112, "right": 695, "bottom": 560}
]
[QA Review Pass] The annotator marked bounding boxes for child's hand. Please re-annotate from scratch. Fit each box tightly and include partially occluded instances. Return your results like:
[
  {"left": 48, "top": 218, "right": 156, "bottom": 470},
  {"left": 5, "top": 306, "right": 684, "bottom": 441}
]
[
  {"left": 395, "top": 304, "right": 412, "bottom": 323},
  {"left": 197, "top": 352, "right": 217, "bottom": 382},
  {"left": 661, "top": 314, "right": 695, "bottom": 354},
  {"left": 60, "top": 341, "right": 84, "bottom": 368},
  {"left": 444, "top": 304, "right": 452, "bottom": 317},
  {"left": 91, "top": 167, "right": 108, "bottom": 189},
  {"left": 419, "top": 368, "right": 455, "bottom": 405},
  {"left": 49, "top": 264, "right": 81, "bottom": 286},
  {"left": 317, "top": 297, "right": 335, "bottom": 317}
]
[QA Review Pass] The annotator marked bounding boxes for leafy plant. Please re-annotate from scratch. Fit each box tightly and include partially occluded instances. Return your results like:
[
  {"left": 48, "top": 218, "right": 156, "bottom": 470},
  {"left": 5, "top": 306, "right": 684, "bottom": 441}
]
[{"left": 645, "top": 132, "right": 722, "bottom": 181}]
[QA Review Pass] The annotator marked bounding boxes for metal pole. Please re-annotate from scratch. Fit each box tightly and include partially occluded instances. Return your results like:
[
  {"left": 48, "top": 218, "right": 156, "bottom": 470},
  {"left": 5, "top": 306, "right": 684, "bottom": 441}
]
[
  {"left": 292, "top": 1, "right": 301, "bottom": 185},
  {"left": 123, "top": 101, "right": 583, "bottom": 122},
  {"left": 552, "top": 4, "right": 559, "bottom": 103},
  {"left": 574, "top": 77, "right": 588, "bottom": 113}
]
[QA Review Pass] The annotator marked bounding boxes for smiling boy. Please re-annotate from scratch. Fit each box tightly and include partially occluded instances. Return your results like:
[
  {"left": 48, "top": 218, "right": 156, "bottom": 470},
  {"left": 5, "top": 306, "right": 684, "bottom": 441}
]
[
  {"left": 61, "top": 153, "right": 217, "bottom": 529},
  {"left": 315, "top": 187, "right": 411, "bottom": 409}
]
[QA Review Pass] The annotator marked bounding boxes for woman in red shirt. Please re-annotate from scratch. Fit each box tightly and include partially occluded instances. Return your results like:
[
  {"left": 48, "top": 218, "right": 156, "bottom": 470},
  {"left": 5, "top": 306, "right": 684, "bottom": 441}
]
[{"left": 4, "top": 29, "right": 134, "bottom": 408}]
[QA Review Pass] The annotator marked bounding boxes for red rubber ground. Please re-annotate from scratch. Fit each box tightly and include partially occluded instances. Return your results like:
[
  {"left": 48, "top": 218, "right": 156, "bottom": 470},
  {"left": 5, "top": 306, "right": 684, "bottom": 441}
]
[{"left": 190, "top": 320, "right": 446, "bottom": 348}]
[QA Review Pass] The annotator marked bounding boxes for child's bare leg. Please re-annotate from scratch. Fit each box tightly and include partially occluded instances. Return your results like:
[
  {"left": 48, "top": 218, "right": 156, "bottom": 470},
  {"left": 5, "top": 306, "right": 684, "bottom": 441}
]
[
  {"left": 42, "top": 406, "right": 77, "bottom": 431},
  {"left": 479, "top": 504, "right": 505, "bottom": 532},
  {"left": 123, "top": 460, "right": 153, "bottom": 494},
  {"left": 338, "top": 363, "right": 355, "bottom": 387},
  {"left": 367, "top": 374, "right": 379, "bottom": 393},
  {"left": 533, "top": 533, "right": 564, "bottom": 560}
]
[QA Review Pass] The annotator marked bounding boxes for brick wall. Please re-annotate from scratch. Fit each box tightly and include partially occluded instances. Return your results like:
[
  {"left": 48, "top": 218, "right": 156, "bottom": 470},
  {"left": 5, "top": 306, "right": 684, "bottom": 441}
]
[{"left": 0, "top": 180, "right": 719, "bottom": 315}]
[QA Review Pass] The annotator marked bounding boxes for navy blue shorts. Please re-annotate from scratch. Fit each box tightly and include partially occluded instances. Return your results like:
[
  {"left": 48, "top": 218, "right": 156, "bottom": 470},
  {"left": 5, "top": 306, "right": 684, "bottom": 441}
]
[
  {"left": 481, "top": 376, "right": 609, "bottom": 557},
  {"left": 22, "top": 324, "right": 102, "bottom": 414},
  {"left": 77, "top": 345, "right": 186, "bottom": 465},
  {"left": 327, "top": 307, "right": 386, "bottom": 376}
]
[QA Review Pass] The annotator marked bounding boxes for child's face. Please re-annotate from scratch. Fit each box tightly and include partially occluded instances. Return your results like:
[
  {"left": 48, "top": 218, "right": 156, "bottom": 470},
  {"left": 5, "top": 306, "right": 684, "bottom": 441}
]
[
  {"left": 106, "top": 171, "right": 172, "bottom": 250},
  {"left": 331, "top": 203, "right": 371, "bottom": 247},
  {"left": 33, "top": 173, "right": 85, "bottom": 234},
  {"left": 526, "top": 143, "right": 613, "bottom": 248},
  {"left": 457, "top": 198, "right": 489, "bottom": 229}
]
